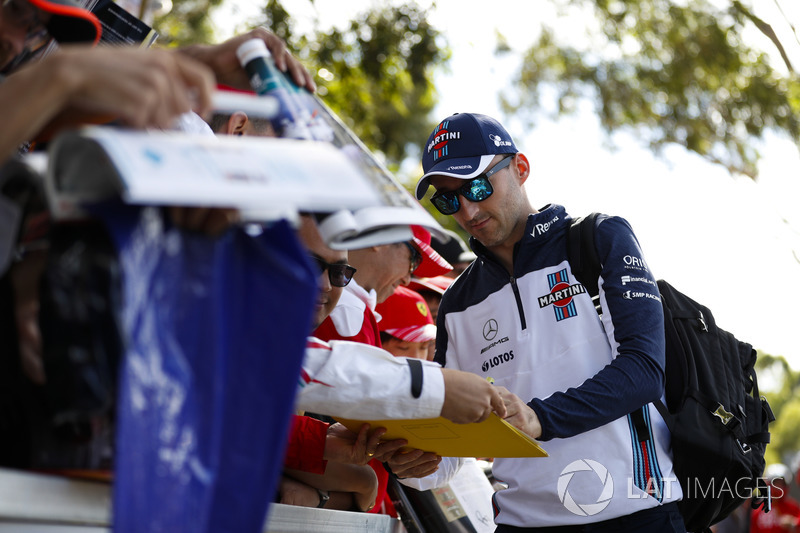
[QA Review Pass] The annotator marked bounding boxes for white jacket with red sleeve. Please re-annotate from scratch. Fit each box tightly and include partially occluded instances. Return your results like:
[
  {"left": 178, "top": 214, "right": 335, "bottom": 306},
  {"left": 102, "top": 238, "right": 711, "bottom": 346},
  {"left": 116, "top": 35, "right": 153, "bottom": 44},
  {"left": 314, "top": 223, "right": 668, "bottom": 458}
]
[{"left": 296, "top": 336, "right": 445, "bottom": 420}]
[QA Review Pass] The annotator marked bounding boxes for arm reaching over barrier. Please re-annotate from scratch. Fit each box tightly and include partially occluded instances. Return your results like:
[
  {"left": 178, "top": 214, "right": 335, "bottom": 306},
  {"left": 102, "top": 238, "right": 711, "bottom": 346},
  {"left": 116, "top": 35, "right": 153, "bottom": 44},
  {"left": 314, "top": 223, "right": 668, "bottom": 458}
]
[
  {"left": 496, "top": 385, "right": 542, "bottom": 439},
  {"left": 179, "top": 27, "right": 315, "bottom": 93},
  {"left": 0, "top": 46, "right": 215, "bottom": 161}
]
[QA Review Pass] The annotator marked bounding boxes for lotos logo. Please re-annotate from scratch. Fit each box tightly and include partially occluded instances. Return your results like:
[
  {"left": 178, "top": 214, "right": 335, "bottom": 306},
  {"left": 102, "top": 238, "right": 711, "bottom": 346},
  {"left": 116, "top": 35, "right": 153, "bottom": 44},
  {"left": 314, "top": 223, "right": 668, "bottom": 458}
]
[
  {"left": 558, "top": 459, "right": 614, "bottom": 516},
  {"left": 427, "top": 120, "right": 461, "bottom": 162},
  {"left": 481, "top": 350, "right": 514, "bottom": 372}
]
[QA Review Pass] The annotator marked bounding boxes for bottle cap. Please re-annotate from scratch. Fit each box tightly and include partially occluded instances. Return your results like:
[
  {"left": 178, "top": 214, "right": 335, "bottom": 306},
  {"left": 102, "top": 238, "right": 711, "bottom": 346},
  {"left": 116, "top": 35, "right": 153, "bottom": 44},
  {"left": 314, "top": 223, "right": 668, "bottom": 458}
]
[{"left": 235, "top": 38, "right": 271, "bottom": 67}]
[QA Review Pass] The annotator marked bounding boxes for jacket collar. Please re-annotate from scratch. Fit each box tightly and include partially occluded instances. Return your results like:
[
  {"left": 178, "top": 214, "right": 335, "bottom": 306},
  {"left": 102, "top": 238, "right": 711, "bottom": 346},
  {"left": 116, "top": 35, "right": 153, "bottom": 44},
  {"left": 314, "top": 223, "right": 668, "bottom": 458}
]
[{"left": 469, "top": 204, "right": 569, "bottom": 262}]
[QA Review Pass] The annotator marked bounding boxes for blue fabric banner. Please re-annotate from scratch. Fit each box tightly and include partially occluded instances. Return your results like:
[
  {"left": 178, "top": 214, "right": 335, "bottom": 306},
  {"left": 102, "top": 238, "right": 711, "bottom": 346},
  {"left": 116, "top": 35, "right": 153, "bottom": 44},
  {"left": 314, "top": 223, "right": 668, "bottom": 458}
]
[{"left": 105, "top": 207, "right": 316, "bottom": 533}]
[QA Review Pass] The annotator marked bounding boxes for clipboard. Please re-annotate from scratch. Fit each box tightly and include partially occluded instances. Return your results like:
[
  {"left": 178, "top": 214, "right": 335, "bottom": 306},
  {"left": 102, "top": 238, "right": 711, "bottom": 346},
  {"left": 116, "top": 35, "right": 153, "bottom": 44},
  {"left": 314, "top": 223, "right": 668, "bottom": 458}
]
[{"left": 334, "top": 414, "right": 548, "bottom": 458}]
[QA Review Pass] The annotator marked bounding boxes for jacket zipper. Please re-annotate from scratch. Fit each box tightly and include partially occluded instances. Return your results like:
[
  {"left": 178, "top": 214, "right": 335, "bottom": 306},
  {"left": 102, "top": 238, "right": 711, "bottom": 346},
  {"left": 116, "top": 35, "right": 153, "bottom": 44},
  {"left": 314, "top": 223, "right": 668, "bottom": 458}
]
[{"left": 510, "top": 276, "right": 527, "bottom": 330}]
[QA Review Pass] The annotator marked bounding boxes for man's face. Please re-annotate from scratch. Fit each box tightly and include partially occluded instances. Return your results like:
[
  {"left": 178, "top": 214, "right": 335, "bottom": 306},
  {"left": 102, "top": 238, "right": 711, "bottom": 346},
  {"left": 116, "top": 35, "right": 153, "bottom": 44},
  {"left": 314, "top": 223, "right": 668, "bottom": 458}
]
[
  {"left": 0, "top": 0, "right": 48, "bottom": 71},
  {"left": 371, "top": 242, "right": 416, "bottom": 303},
  {"left": 297, "top": 216, "right": 349, "bottom": 329},
  {"left": 382, "top": 337, "right": 432, "bottom": 361},
  {"left": 429, "top": 154, "right": 525, "bottom": 249}
]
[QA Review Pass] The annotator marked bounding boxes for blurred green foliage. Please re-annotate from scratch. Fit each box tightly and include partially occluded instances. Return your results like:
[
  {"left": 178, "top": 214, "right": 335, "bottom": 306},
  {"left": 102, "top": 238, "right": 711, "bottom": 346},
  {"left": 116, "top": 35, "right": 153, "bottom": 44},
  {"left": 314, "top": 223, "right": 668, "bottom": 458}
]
[
  {"left": 756, "top": 352, "right": 800, "bottom": 467},
  {"left": 152, "top": 0, "right": 223, "bottom": 47},
  {"left": 248, "top": 0, "right": 449, "bottom": 169},
  {"left": 501, "top": 0, "right": 800, "bottom": 179},
  {"left": 153, "top": 0, "right": 799, "bottom": 242}
]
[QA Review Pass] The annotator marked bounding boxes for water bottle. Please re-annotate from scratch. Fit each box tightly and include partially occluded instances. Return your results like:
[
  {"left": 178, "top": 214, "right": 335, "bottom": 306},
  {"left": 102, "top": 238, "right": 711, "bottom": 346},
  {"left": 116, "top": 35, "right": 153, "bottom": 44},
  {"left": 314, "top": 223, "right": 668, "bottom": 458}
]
[{"left": 235, "top": 38, "right": 313, "bottom": 140}]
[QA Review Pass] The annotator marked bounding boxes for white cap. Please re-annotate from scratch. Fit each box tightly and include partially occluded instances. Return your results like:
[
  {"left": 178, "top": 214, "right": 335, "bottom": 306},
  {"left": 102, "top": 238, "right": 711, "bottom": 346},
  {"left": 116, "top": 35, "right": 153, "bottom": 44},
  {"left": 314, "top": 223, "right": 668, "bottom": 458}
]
[
  {"left": 765, "top": 463, "right": 792, "bottom": 484},
  {"left": 236, "top": 38, "right": 271, "bottom": 67}
]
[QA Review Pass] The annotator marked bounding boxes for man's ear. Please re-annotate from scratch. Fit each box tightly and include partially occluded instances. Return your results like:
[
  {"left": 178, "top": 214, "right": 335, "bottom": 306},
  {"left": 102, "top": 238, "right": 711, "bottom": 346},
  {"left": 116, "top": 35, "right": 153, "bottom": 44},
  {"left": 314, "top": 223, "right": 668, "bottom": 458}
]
[
  {"left": 515, "top": 153, "right": 531, "bottom": 186},
  {"left": 225, "top": 111, "right": 250, "bottom": 136}
]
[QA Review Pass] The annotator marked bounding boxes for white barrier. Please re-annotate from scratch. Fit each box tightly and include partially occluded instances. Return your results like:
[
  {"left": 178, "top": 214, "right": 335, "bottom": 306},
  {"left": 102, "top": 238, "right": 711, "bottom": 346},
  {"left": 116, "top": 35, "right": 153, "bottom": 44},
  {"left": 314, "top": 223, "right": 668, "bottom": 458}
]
[{"left": 0, "top": 468, "right": 401, "bottom": 533}]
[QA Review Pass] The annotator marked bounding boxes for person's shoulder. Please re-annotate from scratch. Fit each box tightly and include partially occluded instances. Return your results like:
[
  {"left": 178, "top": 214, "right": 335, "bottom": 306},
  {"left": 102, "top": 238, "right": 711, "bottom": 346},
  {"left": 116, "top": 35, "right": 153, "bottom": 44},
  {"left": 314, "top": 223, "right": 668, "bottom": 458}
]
[
  {"left": 336, "top": 287, "right": 366, "bottom": 310},
  {"left": 438, "top": 262, "right": 482, "bottom": 311},
  {"left": 588, "top": 212, "right": 639, "bottom": 243},
  {"left": 592, "top": 212, "right": 634, "bottom": 231},
  {"left": 323, "top": 292, "right": 370, "bottom": 339}
]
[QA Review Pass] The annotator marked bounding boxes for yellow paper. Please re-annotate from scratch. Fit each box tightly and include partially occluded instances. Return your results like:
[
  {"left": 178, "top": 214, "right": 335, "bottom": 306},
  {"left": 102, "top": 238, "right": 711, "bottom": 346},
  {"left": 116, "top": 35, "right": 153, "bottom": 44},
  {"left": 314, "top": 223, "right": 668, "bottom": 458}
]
[{"left": 334, "top": 414, "right": 548, "bottom": 458}]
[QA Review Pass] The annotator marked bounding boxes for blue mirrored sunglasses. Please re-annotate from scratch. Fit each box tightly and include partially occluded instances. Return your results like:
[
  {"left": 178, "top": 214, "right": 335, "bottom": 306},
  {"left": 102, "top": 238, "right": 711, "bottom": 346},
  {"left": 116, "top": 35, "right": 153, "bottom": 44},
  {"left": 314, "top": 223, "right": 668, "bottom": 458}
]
[{"left": 430, "top": 155, "right": 515, "bottom": 215}]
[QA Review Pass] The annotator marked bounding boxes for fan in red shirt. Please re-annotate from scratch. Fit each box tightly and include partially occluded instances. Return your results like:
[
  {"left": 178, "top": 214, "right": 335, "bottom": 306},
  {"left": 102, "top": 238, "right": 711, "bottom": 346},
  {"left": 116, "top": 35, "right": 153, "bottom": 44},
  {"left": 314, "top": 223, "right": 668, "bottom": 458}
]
[{"left": 751, "top": 464, "right": 800, "bottom": 533}]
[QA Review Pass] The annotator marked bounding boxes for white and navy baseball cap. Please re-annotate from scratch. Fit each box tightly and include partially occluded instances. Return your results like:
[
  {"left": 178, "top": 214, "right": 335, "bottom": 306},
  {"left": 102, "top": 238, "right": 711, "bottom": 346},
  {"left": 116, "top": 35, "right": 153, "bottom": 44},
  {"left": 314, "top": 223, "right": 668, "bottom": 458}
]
[{"left": 415, "top": 113, "right": 517, "bottom": 200}]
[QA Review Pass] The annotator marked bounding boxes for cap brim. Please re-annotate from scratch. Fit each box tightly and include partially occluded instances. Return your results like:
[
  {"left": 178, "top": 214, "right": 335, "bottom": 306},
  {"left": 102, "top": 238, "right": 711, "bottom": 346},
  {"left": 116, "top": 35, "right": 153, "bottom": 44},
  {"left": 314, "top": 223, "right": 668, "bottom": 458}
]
[
  {"left": 385, "top": 324, "right": 437, "bottom": 343},
  {"left": 415, "top": 154, "right": 495, "bottom": 200},
  {"left": 29, "top": 0, "right": 102, "bottom": 45},
  {"left": 412, "top": 236, "right": 452, "bottom": 278},
  {"left": 408, "top": 276, "right": 453, "bottom": 296}
]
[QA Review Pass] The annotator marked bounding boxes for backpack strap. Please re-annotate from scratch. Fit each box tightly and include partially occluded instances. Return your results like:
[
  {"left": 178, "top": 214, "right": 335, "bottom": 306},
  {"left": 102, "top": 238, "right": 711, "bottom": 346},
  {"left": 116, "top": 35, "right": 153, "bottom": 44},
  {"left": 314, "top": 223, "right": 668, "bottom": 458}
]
[
  {"left": 567, "top": 212, "right": 602, "bottom": 298},
  {"left": 568, "top": 212, "right": 673, "bottom": 439}
]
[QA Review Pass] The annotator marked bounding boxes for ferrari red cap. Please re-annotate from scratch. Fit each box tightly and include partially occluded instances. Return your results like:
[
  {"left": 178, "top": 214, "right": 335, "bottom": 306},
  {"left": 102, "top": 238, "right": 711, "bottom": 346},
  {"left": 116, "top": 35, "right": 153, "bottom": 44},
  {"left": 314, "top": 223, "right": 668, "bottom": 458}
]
[
  {"left": 376, "top": 286, "right": 436, "bottom": 343},
  {"left": 411, "top": 225, "right": 452, "bottom": 278}
]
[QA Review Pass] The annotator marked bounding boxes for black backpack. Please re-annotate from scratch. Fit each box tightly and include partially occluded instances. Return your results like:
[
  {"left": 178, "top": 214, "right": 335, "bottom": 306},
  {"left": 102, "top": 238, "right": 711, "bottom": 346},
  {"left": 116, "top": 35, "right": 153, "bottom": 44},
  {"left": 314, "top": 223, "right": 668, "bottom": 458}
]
[{"left": 567, "top": 212, "right": 775, "bottom": 533}]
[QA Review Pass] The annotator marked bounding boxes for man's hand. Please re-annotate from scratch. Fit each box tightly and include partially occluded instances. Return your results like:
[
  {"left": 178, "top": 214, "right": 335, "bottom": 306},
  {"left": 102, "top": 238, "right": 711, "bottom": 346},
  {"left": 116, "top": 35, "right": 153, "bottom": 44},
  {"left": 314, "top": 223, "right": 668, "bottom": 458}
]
[
  {"left": 2, "top": 45, "right": 217, "bottom": 157},
  {"left": 496, "top": 386, "right": 542, "bottom": 439},
  {"left": 324, "top": 423, "right": 407, "bottom": 465},
  {"left": 180, "top": 27, "right": 315, "bottom": 92},
  {"left": 54, "top": 46, "right": 216, "bottom": 129},
  {"left": 440, "top": 368, "right": 506, "bottom": 423},
  {"left": 168, "top": 207, "right": 240, "bottom": 238},
  {"left": 384, "top": 448, "right": 441, "bottom": 479}
]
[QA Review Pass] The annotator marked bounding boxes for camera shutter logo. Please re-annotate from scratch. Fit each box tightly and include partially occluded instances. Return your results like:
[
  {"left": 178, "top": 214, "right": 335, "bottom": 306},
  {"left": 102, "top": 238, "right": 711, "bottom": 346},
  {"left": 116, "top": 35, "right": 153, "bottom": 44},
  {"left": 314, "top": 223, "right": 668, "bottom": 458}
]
[
  {"left": 483, "top": 319, "right": 498, "bottom": 341},
  {"left": 557, "top": 459, "right": 614, "bottom": 516}
]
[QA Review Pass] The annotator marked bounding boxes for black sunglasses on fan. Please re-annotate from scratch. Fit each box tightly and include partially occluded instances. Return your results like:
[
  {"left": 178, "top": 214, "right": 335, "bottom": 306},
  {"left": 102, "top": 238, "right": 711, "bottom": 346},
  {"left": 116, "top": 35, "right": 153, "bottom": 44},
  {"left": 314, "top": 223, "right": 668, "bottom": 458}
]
[{"left": 311, "top": 255, "right": 357, "bottom": 287}]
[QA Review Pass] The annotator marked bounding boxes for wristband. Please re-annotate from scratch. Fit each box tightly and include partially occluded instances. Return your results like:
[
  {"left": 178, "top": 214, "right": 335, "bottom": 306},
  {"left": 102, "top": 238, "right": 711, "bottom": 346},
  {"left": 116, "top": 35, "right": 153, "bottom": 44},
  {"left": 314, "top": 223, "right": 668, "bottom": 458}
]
[
  {"left": 316, "top": 487, "right": 330, "bottom": 508},
  {"left": 407, "top": 358, "right": 423, "bottom": 398}
]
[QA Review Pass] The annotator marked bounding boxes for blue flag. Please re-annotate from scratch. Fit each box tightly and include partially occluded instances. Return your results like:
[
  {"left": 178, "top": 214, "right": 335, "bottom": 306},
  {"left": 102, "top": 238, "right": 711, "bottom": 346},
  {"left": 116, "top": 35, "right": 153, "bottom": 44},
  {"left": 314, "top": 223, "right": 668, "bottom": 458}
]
[{"left": 106, "top": 207, "right": 316, "bottom": 533}]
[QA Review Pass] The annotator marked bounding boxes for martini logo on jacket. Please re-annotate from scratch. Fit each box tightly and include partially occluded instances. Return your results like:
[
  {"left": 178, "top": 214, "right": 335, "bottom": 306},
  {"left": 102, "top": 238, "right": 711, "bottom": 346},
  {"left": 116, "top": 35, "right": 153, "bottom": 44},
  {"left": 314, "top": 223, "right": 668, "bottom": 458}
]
[{"left": 539, "top": 268, "right": 585, "bottom": 321}]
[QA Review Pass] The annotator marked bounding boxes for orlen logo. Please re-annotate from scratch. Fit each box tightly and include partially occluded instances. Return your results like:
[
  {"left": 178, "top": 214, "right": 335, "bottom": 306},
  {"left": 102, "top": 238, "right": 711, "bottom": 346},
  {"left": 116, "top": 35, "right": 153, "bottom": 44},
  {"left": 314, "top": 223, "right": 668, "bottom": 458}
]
[
  {"left": 623, "top": 255, "right": 648, "bottom": 271},
  {"left": 427, "top": 120, "right": 461, "bottom": 161}
]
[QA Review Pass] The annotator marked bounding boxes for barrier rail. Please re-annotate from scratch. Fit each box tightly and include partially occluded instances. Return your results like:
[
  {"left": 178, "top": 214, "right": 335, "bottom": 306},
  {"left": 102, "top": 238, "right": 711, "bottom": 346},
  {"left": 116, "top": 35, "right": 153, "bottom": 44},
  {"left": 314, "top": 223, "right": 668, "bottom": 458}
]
[{"left": 0, "top": 468, "right": 401, "bottom": 533}]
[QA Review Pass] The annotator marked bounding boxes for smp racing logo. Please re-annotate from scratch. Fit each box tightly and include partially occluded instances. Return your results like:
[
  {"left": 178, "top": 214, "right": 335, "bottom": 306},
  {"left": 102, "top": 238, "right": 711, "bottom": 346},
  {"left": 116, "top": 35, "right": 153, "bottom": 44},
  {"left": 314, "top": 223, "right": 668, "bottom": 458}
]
[
  {"left": 539, "top": 268, "right": 585, "bottom": 321},
  {"left": 427, "top": 120, "right": 461, "bottom": 164}
]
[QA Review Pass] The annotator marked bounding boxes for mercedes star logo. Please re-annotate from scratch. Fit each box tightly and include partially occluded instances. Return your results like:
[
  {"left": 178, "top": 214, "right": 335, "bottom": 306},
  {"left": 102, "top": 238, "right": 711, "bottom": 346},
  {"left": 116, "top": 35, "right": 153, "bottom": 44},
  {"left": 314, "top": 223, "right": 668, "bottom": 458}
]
[{"left": 483, "top": 319, "right": 498, "bottom": 341}]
